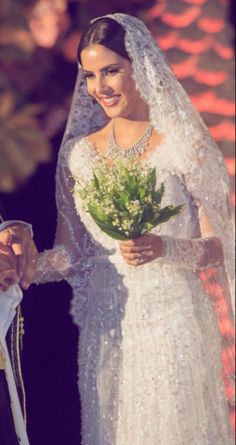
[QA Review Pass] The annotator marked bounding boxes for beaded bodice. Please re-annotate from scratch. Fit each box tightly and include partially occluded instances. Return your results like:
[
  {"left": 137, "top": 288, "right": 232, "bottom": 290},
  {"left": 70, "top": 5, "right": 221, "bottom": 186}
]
[
  {"left": 35, "top": 135, "right": 234, "bottom": 444},
  {"left": 68, "top": 136, "right": 200, "bottom": 250},
  {"left": 32, "top": 13, "right": 234, "bottom": 444}
]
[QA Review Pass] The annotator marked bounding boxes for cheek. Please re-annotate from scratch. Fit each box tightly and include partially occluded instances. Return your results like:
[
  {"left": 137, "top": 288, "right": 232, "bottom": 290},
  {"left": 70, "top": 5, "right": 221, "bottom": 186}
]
[
  {"left": 110, "top": 73, "right": 132, "bottom": 94},
  {"left": 121, "top": 77, "right": 139, "bottom": 100},
  {"left": 125, "top": 89, "right": 139, "bottom": 107},
  {"left": 86, "top": 81, "right": 95, "bottom": 97}
]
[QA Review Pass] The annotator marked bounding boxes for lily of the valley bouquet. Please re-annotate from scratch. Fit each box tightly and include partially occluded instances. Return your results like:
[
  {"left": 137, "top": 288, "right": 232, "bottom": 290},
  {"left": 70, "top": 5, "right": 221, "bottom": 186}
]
[{"left": 74, "top": 158, "right": 183, "bottom": 241}]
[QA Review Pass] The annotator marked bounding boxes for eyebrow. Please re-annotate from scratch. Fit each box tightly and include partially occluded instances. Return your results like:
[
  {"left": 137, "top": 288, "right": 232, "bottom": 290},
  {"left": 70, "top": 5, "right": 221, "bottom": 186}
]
[{"left": 82, "top": 63, "right": 120, "bottom": 73}]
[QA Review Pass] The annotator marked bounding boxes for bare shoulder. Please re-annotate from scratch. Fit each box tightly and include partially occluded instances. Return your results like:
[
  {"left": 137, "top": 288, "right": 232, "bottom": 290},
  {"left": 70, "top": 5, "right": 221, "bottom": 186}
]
[{"left": 86, "top": 122, "right": 111, "bottom": 153}]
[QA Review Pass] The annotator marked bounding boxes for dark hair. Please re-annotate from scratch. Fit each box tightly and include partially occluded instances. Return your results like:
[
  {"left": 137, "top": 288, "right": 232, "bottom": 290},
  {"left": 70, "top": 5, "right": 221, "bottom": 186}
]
[{"left": 77, "top": 18, "right": 130, "bottom": 64}]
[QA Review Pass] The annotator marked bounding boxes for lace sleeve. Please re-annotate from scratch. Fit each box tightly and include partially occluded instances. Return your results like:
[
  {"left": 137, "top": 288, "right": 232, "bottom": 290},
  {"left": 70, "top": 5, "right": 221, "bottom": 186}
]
[
  {"left": 34, "top": 139, "right": 87, "bottom": 284},
  {"left": 159, "top": 134, "right": 234, "bottom": 279},
  {"left": 160, "top": 235, "right": 224, "bottom": 270}
]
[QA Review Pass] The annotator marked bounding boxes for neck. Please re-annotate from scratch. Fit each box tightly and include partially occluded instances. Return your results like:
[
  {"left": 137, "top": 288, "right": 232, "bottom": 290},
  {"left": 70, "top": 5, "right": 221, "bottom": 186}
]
[
  {"left": 112, "top": 99, "right": 149, "bottom": 124},
  {"left": 111, "top": 115, "right": 150, "bottom": 135}
]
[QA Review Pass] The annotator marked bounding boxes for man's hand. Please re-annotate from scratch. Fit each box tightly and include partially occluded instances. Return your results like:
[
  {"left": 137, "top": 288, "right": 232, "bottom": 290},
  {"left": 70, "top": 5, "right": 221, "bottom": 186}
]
[
  {"left": 0, "top": 241, "right": 19, "bottom": 291},
  {"left": 0, "top": 224, "right": 38, "bottom": 289}
]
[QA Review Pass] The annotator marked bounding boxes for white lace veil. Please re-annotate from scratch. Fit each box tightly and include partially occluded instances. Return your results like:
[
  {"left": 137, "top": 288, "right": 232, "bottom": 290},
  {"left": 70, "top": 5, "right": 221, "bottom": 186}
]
[
  {"left": 59, "top": 13, "right": 234, "bottom": 306},
  {"left": 55, "top": 12, "right": 235, "bottom": 418}
]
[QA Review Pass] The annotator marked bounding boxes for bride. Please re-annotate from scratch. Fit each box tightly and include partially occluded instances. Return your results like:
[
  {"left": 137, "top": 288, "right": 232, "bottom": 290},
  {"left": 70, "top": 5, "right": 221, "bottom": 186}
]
[{"left": 14, "top": 13, "right": 235, "bottom": 444}]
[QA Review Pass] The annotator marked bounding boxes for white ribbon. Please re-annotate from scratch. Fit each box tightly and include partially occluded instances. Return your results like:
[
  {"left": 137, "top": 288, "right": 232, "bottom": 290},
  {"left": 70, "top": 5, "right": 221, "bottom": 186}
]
[{"left": 0, "top": 285, "right": 30, "bottom": 445}]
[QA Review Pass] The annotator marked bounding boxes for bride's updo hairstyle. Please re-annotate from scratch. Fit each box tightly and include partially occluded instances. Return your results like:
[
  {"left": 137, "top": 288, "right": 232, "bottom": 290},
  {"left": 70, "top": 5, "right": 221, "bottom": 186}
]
[{"left": 77, "top": 17, "right": 131, "bottom": 64}]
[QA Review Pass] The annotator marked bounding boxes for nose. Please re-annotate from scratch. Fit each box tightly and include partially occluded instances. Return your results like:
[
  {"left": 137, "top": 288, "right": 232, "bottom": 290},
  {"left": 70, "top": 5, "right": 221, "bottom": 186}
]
[{"left": 94, "top": 74, "right": 110, "bottom": 95}]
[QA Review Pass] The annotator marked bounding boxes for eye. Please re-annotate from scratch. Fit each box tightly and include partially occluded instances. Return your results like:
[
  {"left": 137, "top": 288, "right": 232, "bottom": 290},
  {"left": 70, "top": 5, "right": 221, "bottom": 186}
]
[
  {"left": 83, "top": 72, "right": 94, "bottom": 80},
  {"left": 104, "top": 68, "right": 119, "bottom": 76}
]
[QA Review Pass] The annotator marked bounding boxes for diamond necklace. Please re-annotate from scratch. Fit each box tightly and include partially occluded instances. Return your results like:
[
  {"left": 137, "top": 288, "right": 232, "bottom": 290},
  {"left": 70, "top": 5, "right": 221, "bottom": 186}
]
[{"left": 107, "top": 122, "right": 153, "bottom": 159}]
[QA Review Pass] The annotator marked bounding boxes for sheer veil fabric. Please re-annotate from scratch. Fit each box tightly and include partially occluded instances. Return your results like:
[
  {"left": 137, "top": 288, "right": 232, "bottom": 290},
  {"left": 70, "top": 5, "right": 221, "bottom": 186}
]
[
  {"left": 61, "top": 13, "right": 235, "bottom": 301},
  {"left": 35, "top": 13, "right": 235, "bottom": 445}
]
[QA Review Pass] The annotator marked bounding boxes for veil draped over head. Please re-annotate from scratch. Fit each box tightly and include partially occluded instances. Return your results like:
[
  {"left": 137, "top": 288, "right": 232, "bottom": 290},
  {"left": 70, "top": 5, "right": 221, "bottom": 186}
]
[
  {"left": 57, "top": 13, "right": 234, "bottom": 408},
  {"left": 60, "top": 13, "right": 234, "bottom": 305}
]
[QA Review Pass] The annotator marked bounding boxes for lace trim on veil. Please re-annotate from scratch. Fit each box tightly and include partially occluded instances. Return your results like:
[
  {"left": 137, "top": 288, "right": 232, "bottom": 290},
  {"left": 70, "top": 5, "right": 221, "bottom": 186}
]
[
  {"left": 60, "top": 13, "right": 234, "bottom": 310},
  {"left": 34, "top": 14, "right": 235, "bottom": 435}
]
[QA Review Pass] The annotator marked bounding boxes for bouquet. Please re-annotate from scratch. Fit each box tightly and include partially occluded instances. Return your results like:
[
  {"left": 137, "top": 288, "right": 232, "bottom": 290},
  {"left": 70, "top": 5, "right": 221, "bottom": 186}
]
[{"left": 74, "top": 158, "right": 183, "bottom": 241}]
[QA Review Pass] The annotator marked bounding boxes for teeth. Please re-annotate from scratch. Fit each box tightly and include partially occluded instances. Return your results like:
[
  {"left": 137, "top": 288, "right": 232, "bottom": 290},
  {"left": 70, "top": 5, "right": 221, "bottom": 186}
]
[{"left": 101, "top": 96, "right": 119, "bottom": 105}]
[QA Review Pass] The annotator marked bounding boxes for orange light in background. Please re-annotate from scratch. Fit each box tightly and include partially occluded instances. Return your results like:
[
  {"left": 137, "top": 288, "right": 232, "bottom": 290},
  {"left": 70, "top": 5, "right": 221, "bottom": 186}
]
[
  {"left": 208, "top": 120, "right": 235, "bottom": 141},
  {"left": 213, "top": 41, "right": 234, "bottom": 59},
  {"left": 198, "top": 16, "right": 225, "bottom": 33},
  {"left": 162, "top": 6, "right": 201, "bottom": 28},
  {"left": 224, "top": 158, "right": 236, "bottom": 176},
  {"left": 199, "top": 268, "right": 235, "bottom": 431},
  {"left": 171, "top": 55, "right": 198, "bottom": 78},
  {"left": 145, "top": 2, "right": 166, "bottom": 19},
  {"left": 194, "top": 69, "right": 227, "bottom": 86},
  {"left": 190, "top": 92, "right": 235, "bottom": 116}
]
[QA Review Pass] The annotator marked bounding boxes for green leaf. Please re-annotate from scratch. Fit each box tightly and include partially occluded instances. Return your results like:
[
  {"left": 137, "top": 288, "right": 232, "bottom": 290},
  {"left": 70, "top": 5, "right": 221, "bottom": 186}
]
[
  {"left": 113, "top": 192, "right": 129, "bottom": 211},
  {"left": 88, "top": 204, "right": 131, "bottom": 240},
  {"left": 139, "top": 186, "right": 148, "bottom": 200},
  {"left": 147, "top": 168, "right": 156, "bottom": 189},
  {"left": 152, "top": 204, "right": 184, "bottom": 225},
  {"left": 153, "top": 183, "right": 165, "bottom": 204},
  {"left": 88, "top": 204, "right": 112, "bottom": 225},
  {"left": 93, "top": 173, "right": 100, "bottom": 190},
  {"left": 139, "top": 222, "right": 155, "bottom": 234},
  {"left": 95, "top": 220, "right": 130, "bottom": 240},
  {"left": 140, "top": 205, "right": 154, "bottom": 223}
]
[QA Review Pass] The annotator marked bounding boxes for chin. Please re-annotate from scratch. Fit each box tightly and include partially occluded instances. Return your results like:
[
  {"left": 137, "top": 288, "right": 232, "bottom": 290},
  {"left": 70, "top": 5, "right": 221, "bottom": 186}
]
[
  {"left": 102, "top": 102, "right": 129, "bottom": 119},
  {"left": 107, "top": 110, "right": 132, "bottom": 120},
  {"left": 103, "top": 109, "right": 123, "bottom": 119}
]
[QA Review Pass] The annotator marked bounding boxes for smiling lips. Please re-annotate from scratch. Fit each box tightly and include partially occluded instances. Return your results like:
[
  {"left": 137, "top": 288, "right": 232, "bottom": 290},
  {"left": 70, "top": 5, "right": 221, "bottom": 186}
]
[{"left": 98, "top": 95, "right": 120, "bottom": 107}]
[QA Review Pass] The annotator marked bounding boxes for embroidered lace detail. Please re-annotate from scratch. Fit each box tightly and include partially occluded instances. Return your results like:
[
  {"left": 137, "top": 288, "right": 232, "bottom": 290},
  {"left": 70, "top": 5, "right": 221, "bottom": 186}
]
[
  {"left": 34, "top": 139, "right": 97, "bottom": 323},
  {"left": 34, "top": 13, "right": 234, "bottom": 445},
  {"left": 66, "top": 135, "right": 233, "bottom": 444},
  {"left": 161, "top": 235, "right": 224, "bottom": 270},
  {"left": 60, "top": 13, "right": 234, "bottom": 304}
]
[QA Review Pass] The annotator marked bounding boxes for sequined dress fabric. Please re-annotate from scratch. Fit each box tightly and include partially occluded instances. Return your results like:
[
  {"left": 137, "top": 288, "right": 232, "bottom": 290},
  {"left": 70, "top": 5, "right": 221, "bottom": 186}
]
[
  {"left": 36, "top": 134, "right": 233, "bottom": 444},
  {"left": 34, "top": 13, "right": 234, "bottom": 445}
]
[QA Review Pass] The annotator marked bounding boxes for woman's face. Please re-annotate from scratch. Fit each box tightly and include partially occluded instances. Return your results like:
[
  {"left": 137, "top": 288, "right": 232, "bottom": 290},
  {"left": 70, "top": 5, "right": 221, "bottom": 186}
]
[{"left": 80, "top": 44, "right": 147, "bottom": 120}]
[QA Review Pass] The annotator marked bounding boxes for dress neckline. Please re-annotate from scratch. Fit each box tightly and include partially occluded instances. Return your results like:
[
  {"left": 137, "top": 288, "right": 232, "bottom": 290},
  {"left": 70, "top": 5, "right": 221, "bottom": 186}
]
[{"left": 82, "top": 135, "right": 168, "bottom": 167}]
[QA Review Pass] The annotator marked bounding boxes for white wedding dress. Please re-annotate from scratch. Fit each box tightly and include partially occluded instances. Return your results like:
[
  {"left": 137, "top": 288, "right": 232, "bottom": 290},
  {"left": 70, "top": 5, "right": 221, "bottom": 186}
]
[
  {"left": 34, "top": 13, "right": 234, "bottom": 445},
  {"left": 35, "top": 134, "right": 234, "bottom": 445}
]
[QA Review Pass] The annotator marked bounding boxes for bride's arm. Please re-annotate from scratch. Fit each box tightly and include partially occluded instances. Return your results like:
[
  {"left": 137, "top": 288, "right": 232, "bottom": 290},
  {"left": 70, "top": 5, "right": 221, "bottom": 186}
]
[
  {"left": 34, "top": 140, "right": 87, "bottom": 284},
  {"left": 121, "top": 138, "right": 232, "bottom": 271},
  {"left": 158, "top": 209, "right": 224, "bottom": 269},
  {"left": 120, "top": 209, "right": 224, "bottom": 270}
]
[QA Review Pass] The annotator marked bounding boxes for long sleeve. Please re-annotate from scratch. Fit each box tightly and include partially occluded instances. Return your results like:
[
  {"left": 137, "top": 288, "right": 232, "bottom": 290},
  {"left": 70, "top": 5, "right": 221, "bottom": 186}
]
[
  {"left": 160, "top": 234, "right": 224, "bottom": 270},
  {"left": 160, "top": 131, "right": 234, "bottom": 315},
  {"left": 34, "top": 139, "right": 89, "bottom": 284},
  {"left": 0, "top": 221, "right": 33, "bottom": 236},
  {"left": 181, "top": 135, "right": 234, "bottom": 290},
  {"left": 157, "top": 139, "right": 229, "bottom": 271}
]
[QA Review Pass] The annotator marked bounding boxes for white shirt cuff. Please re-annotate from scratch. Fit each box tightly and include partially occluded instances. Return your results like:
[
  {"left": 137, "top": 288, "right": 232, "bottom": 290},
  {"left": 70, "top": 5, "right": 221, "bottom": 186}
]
[{"left": 0, "top": 221, "right": 33, "bottom": 237}]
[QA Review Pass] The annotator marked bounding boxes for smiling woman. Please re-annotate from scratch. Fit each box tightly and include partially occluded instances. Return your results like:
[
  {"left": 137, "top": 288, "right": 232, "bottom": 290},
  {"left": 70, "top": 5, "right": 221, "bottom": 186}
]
[
  {"left": 80, "top": 45, "right": 149, "bottom": 123},
  {"left": 12, "top": 13, "right": 235, "bottom": 445}
]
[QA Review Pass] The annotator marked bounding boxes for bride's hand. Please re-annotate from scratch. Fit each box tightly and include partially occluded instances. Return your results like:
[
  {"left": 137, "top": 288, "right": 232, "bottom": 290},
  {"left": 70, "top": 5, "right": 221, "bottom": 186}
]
[{"left": 119, "top": 234, "right": 163, "bottom": 266}]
